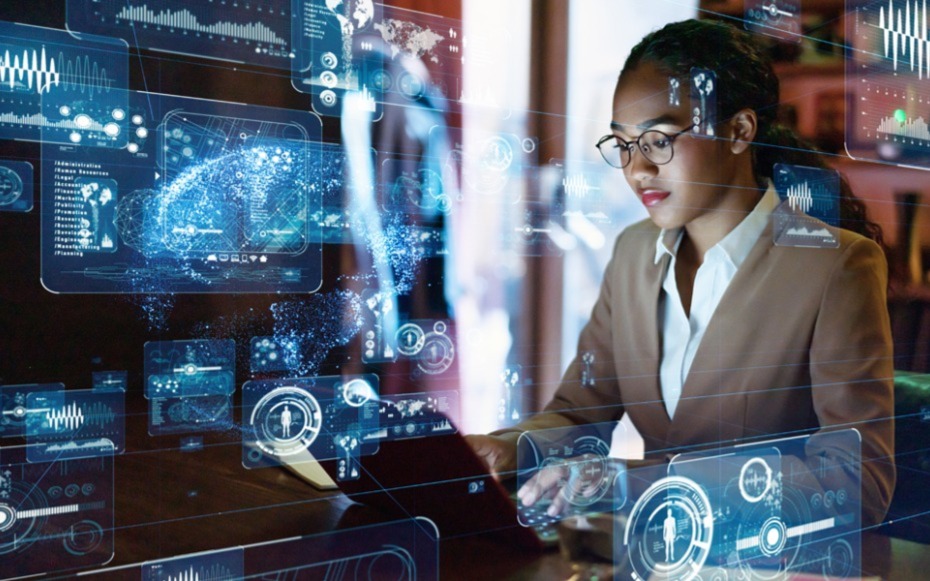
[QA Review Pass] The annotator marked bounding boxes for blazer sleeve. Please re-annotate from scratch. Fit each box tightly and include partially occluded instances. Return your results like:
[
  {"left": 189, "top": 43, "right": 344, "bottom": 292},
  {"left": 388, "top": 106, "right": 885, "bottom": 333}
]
[
  {"left": 492, "top": 230, "right": 628, "bottom": 445},
  {"left": 805, "top": 236, "right": 895, "bottom": 526}
]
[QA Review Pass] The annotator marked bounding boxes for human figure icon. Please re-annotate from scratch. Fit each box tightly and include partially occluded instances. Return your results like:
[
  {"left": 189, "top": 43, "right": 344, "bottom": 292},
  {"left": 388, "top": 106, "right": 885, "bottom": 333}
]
[
  {"left": 281, "top": 404, "right": 292, "bottom": 438},
  {"left": 663, "top": 508, "right": 677, "bottom": 563}
]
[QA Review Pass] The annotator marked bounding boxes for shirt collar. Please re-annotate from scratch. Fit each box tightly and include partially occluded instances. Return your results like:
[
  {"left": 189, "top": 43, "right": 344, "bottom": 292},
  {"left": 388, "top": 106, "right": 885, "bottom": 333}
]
[{"left": 653, "top": 184, "right": 779, "bottom": 266}]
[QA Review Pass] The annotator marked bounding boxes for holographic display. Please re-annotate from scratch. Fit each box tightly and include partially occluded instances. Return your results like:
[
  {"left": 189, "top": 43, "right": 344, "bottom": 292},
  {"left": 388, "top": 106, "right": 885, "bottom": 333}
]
[
  {"left": 40, "top": 90, "right": 323, "bottom": 293},
  {"left": 370, "top": 390, "right": 458, "bottom": 442},
  {"left": 0, "top": 442, "right": 114, "bottom": 579},
  {"left": 142, "top": 547, "right": 244, "bottom": 581},
  {"left": 847, "top": 0, "right": 930, "bottom": 167},
  {"left": 744, "top": 0, "right": 802, "bottom": 43},
  {"left": 0, "top": 160, "right": 33, "bottom": 213},
  {"left": 620, "top": 430, "right": 862, "bottom": 581},
  {"left": 246, "top": 518, "right": 438, "bottom": 579},
  {"left": 25, "top": 388, "right": 125, "bottom": 462},
  {"left": 439, "top": 127, "right": 535, "bottom": 202},
  {"left": 516, "top": 422, "right": 625, "bottom": 528},
  {"left": 773, "top": 163, "right": 841, "bottom": 248},
  {"left": 690, "top": 67, "right": 717, "bottom": 137},
  {"left": 144, "top": 339, "right": 235, "bottom": 435},
  {"left": 250, "top": 335, "right": 301, "bottom": 374},
  {"left": 0, "top": 20, "right": 128, "bottom": 148},
  {"left": 0, "top": 383, "right": 63, "bottom": 438},
  {"left": 242, "top": 375, "right": 379, "bottom": 470},
  {"left": 91, "top": 370, "right": 127, "bottom": 392},
  {"left": 67, "top": 0, "right": 293, "bottom": 68},
  {"left": 291, "top": 0, "right": 383, "bottom": 117},
  {"left": 369, "top": 319, "right": 456, "bottom": 376}
]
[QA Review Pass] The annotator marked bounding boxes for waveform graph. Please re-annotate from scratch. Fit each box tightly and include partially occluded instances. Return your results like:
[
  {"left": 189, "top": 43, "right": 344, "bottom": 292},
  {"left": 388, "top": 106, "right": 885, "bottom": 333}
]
[
  {"left": 68, "top": 0, "right": 293, "bottom": 69},
  {"left": 0, "top": 20, "right": 128, "bottom": 148},
  {"left": 25, "top": 389, "right": 125, "bottom": 461},
  {"left": 846, "top": 0, "right": 930, "bottom": 167},
  {"left": 773, "top": 163, "right": 841, "bottom": 249},
  {"left": 143, "top": 544, "right": 244, "bottom": 580}
]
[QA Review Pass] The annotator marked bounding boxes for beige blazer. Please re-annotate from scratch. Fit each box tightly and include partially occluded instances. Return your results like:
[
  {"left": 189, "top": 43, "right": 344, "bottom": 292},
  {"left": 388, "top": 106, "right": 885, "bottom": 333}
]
[{"left": 500, "top": 217, "right": 895, "bottom": 525}]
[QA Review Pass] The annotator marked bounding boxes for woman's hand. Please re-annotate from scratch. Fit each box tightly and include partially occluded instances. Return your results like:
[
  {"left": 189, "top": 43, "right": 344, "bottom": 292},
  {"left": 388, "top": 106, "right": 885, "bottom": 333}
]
[
  {"left": 464, "top": 434, "right": 517, "bottom": 480},
  {"left": 517, "top": 454, "right": 608, "bottom": 517}
]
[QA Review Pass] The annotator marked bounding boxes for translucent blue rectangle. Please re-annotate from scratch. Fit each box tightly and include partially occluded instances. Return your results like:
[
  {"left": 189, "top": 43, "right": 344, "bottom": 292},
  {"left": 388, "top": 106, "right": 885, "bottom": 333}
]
[
  {"left": 0, "top": 382, "right": 63, "bottom": 438},
  {"left": 245, "top": 518, "right": 438, "bottom": 579},
  {"left": 143, "top": 546, "right": 243, "bottom": 581},
  {"left": 773, "top": 163, "right": 841, "bottom": 249},
  {"left": 91, "top": 370, "right": 127, "bottom": 392},
  {"left": 0, "top": 20, "right": 128, "bottom": 147},
  {"left": 148, "top": 394, "right": 233, "bottom": 436},
  {"left": 371, "top": 389, "right": 459, "bottom": 442},
  {"left": 0, "top": 160, "right": 33, "bottom": 213},
  {"left": 0, "top": 442, "right": 114, "bottom": 579},
  {"left": 40, "top": 90, "right": 323, "bottom": 294},
  {"left": 67, "top": 0, "right": 293, "bottom": 69},
  {"left": 291, "top": 0, "right": 383, "bottom": 118},
  {"left": 144, "top": 339, "right": 235, "bottom": 399},
  {"left": 242, "top": 375, "right": 379, "bottom": 469},
  {"left": 25, "top": 389, "right": 125, "bottom": 461}
]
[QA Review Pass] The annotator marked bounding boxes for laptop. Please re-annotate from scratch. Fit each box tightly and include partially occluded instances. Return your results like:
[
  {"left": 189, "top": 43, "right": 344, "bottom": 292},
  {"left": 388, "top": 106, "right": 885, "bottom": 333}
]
[{"left": 309, "top": 421, "right": 558, "bottom": 550}]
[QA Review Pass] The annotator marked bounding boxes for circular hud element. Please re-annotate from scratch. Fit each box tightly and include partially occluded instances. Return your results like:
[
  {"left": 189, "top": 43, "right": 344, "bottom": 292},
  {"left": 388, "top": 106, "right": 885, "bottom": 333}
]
[{"left": 250, "top": 386, "right": 323, "bottom": 457}]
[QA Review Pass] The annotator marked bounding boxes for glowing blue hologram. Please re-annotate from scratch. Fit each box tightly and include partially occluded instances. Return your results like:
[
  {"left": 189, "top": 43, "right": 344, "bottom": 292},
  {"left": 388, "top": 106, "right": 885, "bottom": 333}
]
[
  {"left": 0, "top": 442, "right": 114, "bottom": 579},
  {"left": 148, "top": 393, "right": 233, "bottom": 436},
  {"left": 0, "top": 160, "right": 33, "bottom": 213},
  {"left": 291, "top": 0, "right": 383, "bottom": 118},
  {"left": 144, "top": 339, "right": 235, "bottom": 399},
  {"left": 383, "top": 157, "right": 452, "bottom": 216},
  {"left": 690, "top": 68, "right": 717, "bottom": 137},
  {"left": 360, "top": 289, "right": 399, "bottom": 363},
  {"left": 246, "top": 517, "right": 438, "bottom": 579},
  {"left": 622, "top": 474, "right": 715, "bottom": 581},
  {"left": 142, "top": 546, "right": 243, "bottom": 581},
  {"left": 91, "top": 370, "right": 127, "bottom": 392},
  {"left": 505, "top": 166, "right": 566, "bottom": 256},
  {"left": 67, "top": 0, "right": 293, "bottom": 69},
  {"left": 438, "top": 127, "right": 532, "bottom": 201},
  {"left": 410, "top": 320, "right": 455, "bottom": 376},
  {"left": 0, "top": 21, "right": 128, "bottom": 148},
  {"left": 242, "top": 375, "right": 380, "bottom": 469},
  {"left": 497, "top": 365, "right": 524, "bottom": 425},
  {"left": 644, "top": 429, "right": 863, "bottom": 580},
  {"left": 25, "top": 389, "right": 125, "bottom": 462},
  {"left": 371, "top": 390, "right": 459, "bottom": 442},
  {"left": 744, "top": 0, "right": 802, "bottom": 43},
  {"left": 250, "top": 335, "right": 301, "bottom": 374},
  {"left": 773, "top": 163, "right": 841, "bottom": 249},
  {"left": 0, "top": 383, "right": 64, "bottom": 438},
  {"left": 846, "top": 0, "right": 930, "bottom": 168},
  {"left": 515, "top": 422, "right": 626, "bottom": 529},
  {"left": 40, "top": 90, "right": 323, "bottom": 293}
]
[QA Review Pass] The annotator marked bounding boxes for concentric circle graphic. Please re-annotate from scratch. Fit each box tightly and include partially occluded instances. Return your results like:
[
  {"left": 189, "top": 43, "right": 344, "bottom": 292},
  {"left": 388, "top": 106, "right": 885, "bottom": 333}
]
[{"left": 250, "top": 386, "right": 323, "bottom": 457}]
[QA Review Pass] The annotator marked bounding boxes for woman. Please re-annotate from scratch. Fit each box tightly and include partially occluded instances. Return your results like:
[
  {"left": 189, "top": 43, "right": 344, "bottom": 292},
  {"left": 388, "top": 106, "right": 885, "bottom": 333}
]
[{"left": 466, "top": 19, "right": 895, "bottom": 527}]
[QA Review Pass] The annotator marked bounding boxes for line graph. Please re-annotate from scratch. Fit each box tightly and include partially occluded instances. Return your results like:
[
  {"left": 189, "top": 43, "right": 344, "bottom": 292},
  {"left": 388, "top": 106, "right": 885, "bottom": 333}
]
[
  {"left": 0, "top": 47, "right": 115, "bottom": 97},
  {"left": 0, "top": 47, "right": 58, "bottom": 94}
]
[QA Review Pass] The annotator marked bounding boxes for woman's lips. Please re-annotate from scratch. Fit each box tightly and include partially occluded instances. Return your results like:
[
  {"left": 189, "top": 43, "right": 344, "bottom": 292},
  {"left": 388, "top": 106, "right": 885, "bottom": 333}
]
[{"left": 639, "top": 189, "right": 671, "bottom": 207}]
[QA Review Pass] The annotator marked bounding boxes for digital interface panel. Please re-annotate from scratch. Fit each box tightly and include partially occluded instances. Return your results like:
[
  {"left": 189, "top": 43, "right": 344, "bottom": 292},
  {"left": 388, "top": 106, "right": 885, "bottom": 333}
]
[
  {"left": 0, "top": 160, "right": 34, "bottom": 213},
  {"left": 40, "top": 91, "right": 323, "bottom": 293},
  {"left": 372, "top": 390, "right": 459, "bottom": 442},
  {"left": 620, "top": 430, "right": 862, "bottom": 580},
  {"left": 242, "top": 375, "right": 380, "bottom": 469},
  {"left": 847, "top": 0, "right": 930, "bottom": 168},
  {"left": 144, "top": 339, "right": 235, "bottom": 399},
  {"left": 91, "top": 370, "right": 127, "bottom": 392},
  {"left": 25, "top": 388, "right": 125, "bottom": 462},
  {"left": 0, "top": 383, "right": 64, "bottom": 438},
  {"left": 291, "top": 0, "right": 383, "bottom": 117},
  {"left": 142, "top": 547, "right": 244, "bottom": 581},
  {"left": 363, "top": 318, "right": 456, "bottom": 375},
  {"left": 0, "top": 20, "right": 128, "bottom": 148},
  {"left": 67, "top": 0, "right": 293, "bottom": 68},
  {"left": 744, "top": 0, "right": 802, "bottom": 43},
  {"left": 516, "top": 422, "right": 625, "bottom": 529},
  {"left": 773, "top": 163, "right": 841, "bottom": 248},
  {"left": 245, "top": 518, "right": 438, "bottom": 579},
  {"left": 0, "top": 442, "right": 114, "bottom": 579}
]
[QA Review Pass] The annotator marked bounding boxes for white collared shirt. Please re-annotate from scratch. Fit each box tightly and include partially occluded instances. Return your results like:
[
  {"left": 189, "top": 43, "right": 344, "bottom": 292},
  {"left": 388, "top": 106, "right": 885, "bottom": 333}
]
[{"left": 655, "top": 187, "right": 779, "bottom": 419}]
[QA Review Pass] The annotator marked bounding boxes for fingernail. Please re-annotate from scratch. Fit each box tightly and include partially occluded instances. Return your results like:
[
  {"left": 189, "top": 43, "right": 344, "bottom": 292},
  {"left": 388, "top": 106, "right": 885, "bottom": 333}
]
[{"left": 547, "top": 505, "right": 558, "bottom": 516}]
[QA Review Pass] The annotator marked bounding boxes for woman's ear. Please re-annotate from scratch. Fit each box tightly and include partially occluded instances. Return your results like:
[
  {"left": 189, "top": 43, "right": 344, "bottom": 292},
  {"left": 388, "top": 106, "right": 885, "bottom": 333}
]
[{"left": 728, "top": 109, "right": 758, "bottom": 154}]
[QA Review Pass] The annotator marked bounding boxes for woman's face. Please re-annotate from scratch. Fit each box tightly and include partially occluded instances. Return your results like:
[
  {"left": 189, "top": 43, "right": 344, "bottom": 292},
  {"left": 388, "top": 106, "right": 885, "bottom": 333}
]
[{"left": 611, "top": 62, "right": 745, "bottom": 232}]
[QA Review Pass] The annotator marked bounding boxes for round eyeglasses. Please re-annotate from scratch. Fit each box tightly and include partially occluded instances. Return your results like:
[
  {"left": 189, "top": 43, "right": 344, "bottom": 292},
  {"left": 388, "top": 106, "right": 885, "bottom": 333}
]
[{"left": 595, "top": 124, "right": 696, "bottom": 169}]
